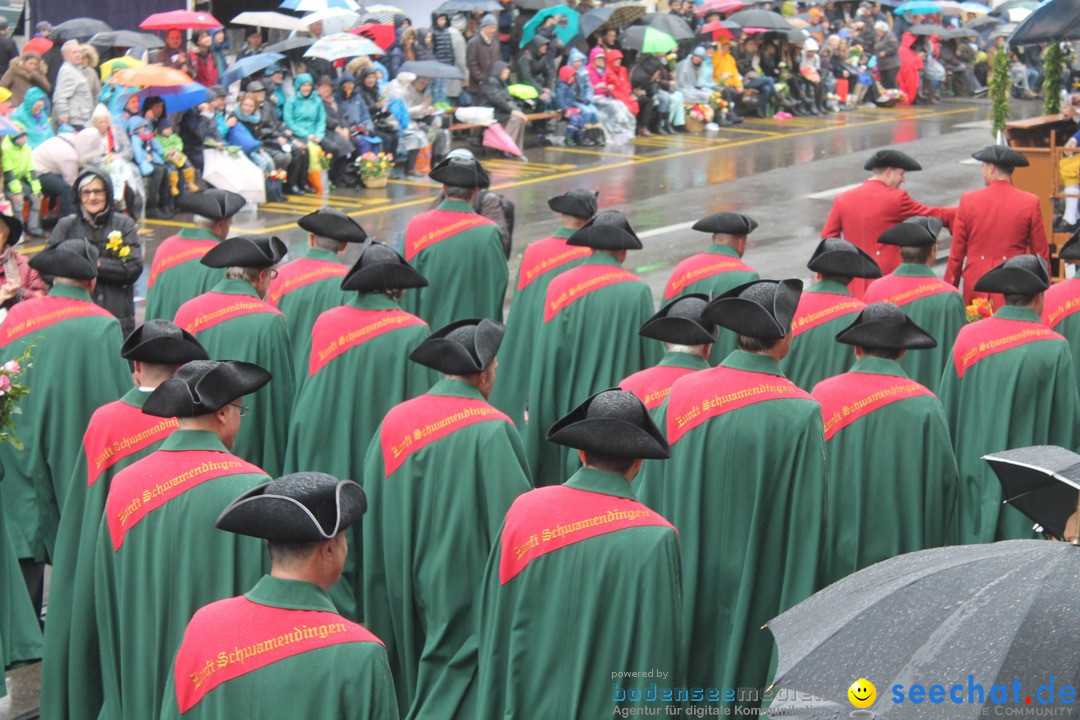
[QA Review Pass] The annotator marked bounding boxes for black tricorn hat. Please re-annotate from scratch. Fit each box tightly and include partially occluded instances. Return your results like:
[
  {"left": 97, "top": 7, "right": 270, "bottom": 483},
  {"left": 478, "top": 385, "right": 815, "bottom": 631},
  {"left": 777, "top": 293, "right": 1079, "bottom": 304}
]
[
  {"left": 0, "top": 213, "right": 22, "bottom": 248},
  {"left": 567, "top": 210, "right": 642, "bottom": 250},
  {"left": 703, "top": 279, "right": 803, "bottom": 340},
  {"left": 121, "top": 320, "right": 209, "bottom": 364},
  {"left": 691, "top": 211, "right": 758, "bottom": 236},
  {"left": 807, "top": 238, "right": 883, "bottom": 279},
  {"left": 972, "top": 144, "right": 1030, "bottom": 168},
  {"left": 835, "top": 302, "right": 937, "bottom": 350},
  {"left": 29, "top": 238, "right": 98, "bottom": 280},
  {"left": 201, "top": 235, "right": 288, "bottom": 269},
  {"left": 639, "top": 293, "right": 719, "bottom": 345},
  {"left": 341, "top": 242, "right": 428, "bottom": 293},
  {"left": 298, "top": 208, "right": 369, "bottom": 244},
  {"left": 176, "top": 189, "right": 247, "bottom": 220},
  {"left": 973, "top": 254, "right": 1050, "bottom": 294},
  {"left": 878, "top": 216, "right": 943, "bottom": 247},
  {"left": 863, "top": 149, "right": 922, "bottom": 171},
  {"left": 215, "top": 472, "right": 366, "bottom": 542},
  {"left": 546, "top": 388, "right": 670, "bottom": 460},
  {"left": 409, "top": 318, "right": 505, "bottom": 374},
  {"left": 1059, "top": 229, "right": 1080, "bottom": 261},
  {"left": 428, "top": 155, "right": 491, "bottom": 188},
  {"left": 143, "top": 360, "right": 272, "bottom": 418},
  {"left": 548, "top": 189, "right": 598, "bottom": 219}
]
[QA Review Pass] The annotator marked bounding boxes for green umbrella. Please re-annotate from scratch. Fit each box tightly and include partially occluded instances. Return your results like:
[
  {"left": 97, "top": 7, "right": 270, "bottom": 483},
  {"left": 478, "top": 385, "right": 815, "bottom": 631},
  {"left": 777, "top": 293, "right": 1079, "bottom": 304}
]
[
  {"left": 520, "top": 4, "right": 580, "bottom": 47},
  {"left": 619, "top": 25, "right": 678, "bottom": 53}
]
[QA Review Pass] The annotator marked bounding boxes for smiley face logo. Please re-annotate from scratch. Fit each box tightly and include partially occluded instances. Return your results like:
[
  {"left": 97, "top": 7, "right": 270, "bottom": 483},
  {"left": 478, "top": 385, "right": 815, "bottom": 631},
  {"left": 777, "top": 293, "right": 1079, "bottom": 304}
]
[{"left": 848, "top": 678, "right": 876, "bottom": 709}]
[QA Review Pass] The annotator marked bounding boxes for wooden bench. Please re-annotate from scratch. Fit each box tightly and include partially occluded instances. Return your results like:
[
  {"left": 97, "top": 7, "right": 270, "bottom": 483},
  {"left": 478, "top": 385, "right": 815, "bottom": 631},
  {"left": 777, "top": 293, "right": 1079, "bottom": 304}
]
[{"left": 450, "top": 111, "right": 562, "bottom": 133}]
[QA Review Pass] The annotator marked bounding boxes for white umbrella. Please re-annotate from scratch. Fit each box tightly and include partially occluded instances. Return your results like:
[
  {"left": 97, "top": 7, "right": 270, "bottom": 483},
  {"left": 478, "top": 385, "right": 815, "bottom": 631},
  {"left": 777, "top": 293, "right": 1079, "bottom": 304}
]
[
  {"left": 231, "top": 11, "right": 307, "bottom": 31},
  {"left": 363, "top": 4, "right": 405, "bottom": 22},
  {"left": 285, "top": 0, "right": 361, "bottom": 11},
  {"left": 937, "top": 0, "right": 965, "bottom": 14},
  {"left": 304, "top": 32, "right": 383, "bottom": 60},
  {"left": 202, "top": 149, "right": 266, "bottom": 205},
  {"left": 1006, "top": 6, "right": 1031, "bottom": 21},
  {"left": 301, "top": 8, "right": 361, "bottom": 33}
]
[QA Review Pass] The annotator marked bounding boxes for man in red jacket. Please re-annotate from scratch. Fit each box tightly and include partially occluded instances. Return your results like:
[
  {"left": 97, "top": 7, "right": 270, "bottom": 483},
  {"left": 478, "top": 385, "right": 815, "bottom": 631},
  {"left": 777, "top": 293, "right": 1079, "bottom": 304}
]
[
  {"left": 945, "top": 144, "right": 1049, "bottom": 308},
  {"left": 822, "top": 149, "right": 955, "bottom": 298}
]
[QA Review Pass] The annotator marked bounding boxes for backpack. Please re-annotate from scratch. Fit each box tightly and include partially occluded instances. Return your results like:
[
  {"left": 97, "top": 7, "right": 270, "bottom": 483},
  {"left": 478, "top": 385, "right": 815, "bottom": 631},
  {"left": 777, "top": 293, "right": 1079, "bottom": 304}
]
[{"left": 474, "top": 189, "right": 515, "bottom": 259}]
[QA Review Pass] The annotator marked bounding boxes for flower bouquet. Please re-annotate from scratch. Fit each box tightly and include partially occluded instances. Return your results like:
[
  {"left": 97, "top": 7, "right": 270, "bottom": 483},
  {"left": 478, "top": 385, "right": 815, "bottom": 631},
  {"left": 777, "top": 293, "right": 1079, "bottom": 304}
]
[
  {"left": 965, "top": 297, "right": 993, "bottom": 323},
  {"left": 0, "top": 347, "right": 32, "bottom": 450},
  {"left": 105, "top": 230, "right": 132, "bottom": 259},
  {"left": 357, "top": 152, "right": 394, "bottom": 188},
  {"left": 874, "top": 87, "right": 907, "bottom": 107},
  {"left": 686, "top": 103, "right": 714, "bottom": 132}
]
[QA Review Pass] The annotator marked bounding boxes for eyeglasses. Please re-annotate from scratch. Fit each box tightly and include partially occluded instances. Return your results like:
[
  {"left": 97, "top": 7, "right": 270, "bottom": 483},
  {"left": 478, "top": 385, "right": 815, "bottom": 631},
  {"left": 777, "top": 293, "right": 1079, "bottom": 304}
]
[
  {"left": 80, "top": 188, "right": 107, "bottom": 197},
  {"left": 229, "top": 401, "right": 250, "bottom": 417}
]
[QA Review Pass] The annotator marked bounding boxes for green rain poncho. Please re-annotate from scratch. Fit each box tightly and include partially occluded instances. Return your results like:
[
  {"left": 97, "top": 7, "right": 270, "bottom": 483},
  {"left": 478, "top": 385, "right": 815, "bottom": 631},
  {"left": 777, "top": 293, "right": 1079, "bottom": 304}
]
[
  {"left": 400, "top": 200, "right": 508, "bottom": 327},
  {"left": 267, "top": 246, "right": 348, "bottom": 358},
  {"left": 143, "top": 228, "right": 224, "bottom": 322},
  {"left": 781, "top": 279, "right": 866, "bottom": 390},
  {"left": 94, "top": 430, "right": 270, "bottom": 720},
  {"left": 0, "top": 284, "right": 129, "bottom": 562},
  {"left": 636, "top": 351, "right": 827, "bottom": 713},
  {"left": 863, "top": 264, "right": 967, "bottom": 389},
  {"left": 160, "top": 576, "right": 398, "bottom": 720},
  {"left": 174, "top": 279, "right": 295, "bottom": 477},
  {"left": 283, "top": 293, "right": 434, "bottom": 620},
  {"left": 811, "top": 357, "right": 958, "bottom": 587},
  {"left": 663, "top": 244, "right": 759, "bottom": 365},
  {"left": 489, "top": 229, "right": 591, "bottom": 426},
  {"left": 938, "top": 305, "right": 1080, "bottom": 543},
  {"left": 524, "top": 253, "right": 662, "bottom": 487},
  {"left": 41, "top": 388, "right": 178, "bottom": 720},
  {"left": 476, "top": 468, "right": 684, "bottom": 718},
  {"left": 362, "top": 378, "right": 531, "bottom": 720},
  {"left": 1043, "top": 277, "right": 1080, "bottom": 385}
]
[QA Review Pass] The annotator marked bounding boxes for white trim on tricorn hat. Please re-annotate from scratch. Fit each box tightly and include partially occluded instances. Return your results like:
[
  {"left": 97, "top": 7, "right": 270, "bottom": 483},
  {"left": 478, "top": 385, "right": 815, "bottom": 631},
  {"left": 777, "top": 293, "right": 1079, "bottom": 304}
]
[
  {"left": 639, "top": 293, "right": 719, "bottom": 345},
  {"left": 201, "top": 235, "right": 288, "bottom": 269},
  {"left": 143, "top": 360, "right": 272, "bottom": 418},
  {"left": 216, "top": 472, "right": 366, "bottom": 542}
]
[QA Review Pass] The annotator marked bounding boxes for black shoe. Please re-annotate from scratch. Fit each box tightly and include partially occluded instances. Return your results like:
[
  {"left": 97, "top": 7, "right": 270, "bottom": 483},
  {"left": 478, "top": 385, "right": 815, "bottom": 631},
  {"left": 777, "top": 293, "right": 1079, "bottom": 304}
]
[
  {"left": 672, "top": 124, "right": 689, "bottom": 133},
  {"left": 729, "top": 114, "right": 744, "bottom": 124},
  {"left": 303, "top": 185, "right": 316, "bottom": 193},
  {"left": 159, "top": 204, "right": 175, "bottom": 219},
  {"left": 288, "top": 185, "right": 305, "bottom": 195},
  {"left": 145, "top": 207, "right": 170, "bottom": 220}
]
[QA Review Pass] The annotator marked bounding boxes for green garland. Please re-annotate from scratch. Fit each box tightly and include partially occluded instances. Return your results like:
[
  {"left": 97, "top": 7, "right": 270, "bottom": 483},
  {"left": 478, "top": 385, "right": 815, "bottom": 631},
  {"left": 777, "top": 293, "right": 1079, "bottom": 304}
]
[
  {"left": 1044, "top": 42, "right": 1063, "bottom": 115},
  {"left": 990, "top": 44, "right": 1012, "bottom": 137}
]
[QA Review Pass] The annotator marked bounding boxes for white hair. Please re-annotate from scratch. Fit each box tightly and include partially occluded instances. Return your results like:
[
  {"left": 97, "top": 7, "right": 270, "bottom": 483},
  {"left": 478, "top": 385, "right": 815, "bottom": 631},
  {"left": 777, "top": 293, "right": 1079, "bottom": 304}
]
[
  {"left": 62, "top": 39, "right": 82, "bottom": 56},
  {"left": 873, "top": 20, "right": 890, "bottom": 32}
]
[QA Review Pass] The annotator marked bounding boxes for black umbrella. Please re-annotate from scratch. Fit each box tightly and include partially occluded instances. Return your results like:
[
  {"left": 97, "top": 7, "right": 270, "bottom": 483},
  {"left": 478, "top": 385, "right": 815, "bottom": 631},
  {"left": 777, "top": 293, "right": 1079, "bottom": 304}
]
[
  {"left": 436, "top": 0, "right": 503, "bottom": 11},
  {"left": 640, "top": 12, "right": 696, "bottom": 40},
  {"left": 513, "top": 0, "right": 566, "bottom": 8},
  {"left": 89, "top": 30, "right": 165, "bottom": 49},
  {"left": 399, "top": 60, "right": 465, "bottom": 79},
  {"left": 964, "top": 15, "right": 1001, "bottom": 28},
  {"left": 52, "top": 17, "right": 113, "bottom": 41},
  {"left": 581, "top": 7, "right": 615, "bottom": 37},
  {"left": 905, "top": 22, "right": 948, "bottom": 34},
  {"left": 265, "top": 37, "right": 316, "bottom": 54},
  {"left": 726, "top": 9, "right": 793, "bottom": 30},
  {"left": 991, "top": 0, "right": 1039, "bottom": 15},
  {"left": 984, "top": 445, "right": 1080, "bottom": 540},
  {"left": 941, "top": 26, "right": 980, "bottom": 38},
  {"left": 1009, "top": 0, "right": 1080, "bottom": 44},
  {"left": 768, "top": 540, "right": 1080, "bottom": 719}
]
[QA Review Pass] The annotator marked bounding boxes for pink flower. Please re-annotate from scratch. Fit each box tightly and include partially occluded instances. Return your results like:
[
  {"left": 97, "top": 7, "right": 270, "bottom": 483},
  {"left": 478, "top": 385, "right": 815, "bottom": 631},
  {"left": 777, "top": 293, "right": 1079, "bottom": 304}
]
[
  {"left": 3, "top": 360, "right": 18, "bottom": 374},
  {"left": 0, "top": 374, "right": 10, "bottom": 393}
]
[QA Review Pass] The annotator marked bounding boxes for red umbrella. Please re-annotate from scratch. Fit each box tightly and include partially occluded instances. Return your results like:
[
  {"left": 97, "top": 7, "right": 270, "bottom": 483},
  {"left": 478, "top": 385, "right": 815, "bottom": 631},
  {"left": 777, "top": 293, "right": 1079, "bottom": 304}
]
[
  {"left": 140, "top": 10, "right": 222, "bottom": 31},
  {"left": 700, "top": 20, "right": 735, "bottom": 39},
  {"left": 349, "top": 23, "right": 395, "bottom": 50},
  {"left": 697, "top": 0, "right": 744, "bottom": 16},
  {"left": 22, "top": 37, "right": 53, "bottom": 56}
]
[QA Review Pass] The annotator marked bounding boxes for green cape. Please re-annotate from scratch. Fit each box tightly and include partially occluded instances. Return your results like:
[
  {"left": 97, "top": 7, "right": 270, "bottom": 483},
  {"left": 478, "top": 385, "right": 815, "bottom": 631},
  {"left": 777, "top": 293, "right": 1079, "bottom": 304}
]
[
  {"left": 159, "top": 575, "right": 398, "bottom": 720},
  {"left": 476, "top": 468, "right": 685, "bottom": 717},
  {"left": 179, "top": 279, "right": 295, "bottom": 477},
  {"left": 400, "top": 200, "right": 509, "bottom": 327},
  {"left": 94, "top": 430, "right": 270, "bottom": 720},
  {"left": 0, "top": 285, "right": 130, "bottom": 561},
  {"left": 143, "top": 228, "right": 224, "bottom": 323},
  {"left": 271, "top": 246, "right": 350, "bottom": 359},
  {"left": 938, "top": 305, "right": 1080, "bottom": 543},
  {"left": 636, "top": 351, "right": 827, "bottom": 712},
  {"left": 781, "top": 280, "right": 865, "bottom": 391},
  {"left": 811, "top": 357, "right": 958, "bottom": 587},
  {"left": 523, "top": 253, "right": 662, "bottom": 487},
  {"left": 362, "top": 378, "right": 532, "bottom": 720},
  {"left": 0, "top": 465, "right": 43, "bottom": 699}
]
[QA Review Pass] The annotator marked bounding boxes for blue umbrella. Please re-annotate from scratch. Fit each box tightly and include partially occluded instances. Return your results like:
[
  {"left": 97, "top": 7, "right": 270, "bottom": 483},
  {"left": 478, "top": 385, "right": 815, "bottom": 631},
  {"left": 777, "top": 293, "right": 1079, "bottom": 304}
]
[
  {"left": 0, "top": 117, "right": 21, "bottom": 135},
  {"left": 137, "top": 83, "right": 207, "bottom": 114},
  {"left": 520, "top": 4, "right": 580, "bottom": 46},
  {"left": 894, "top": 0, "right": 943, "bottom": 13},
  {"left": 218, "top": 52, "right": 285, "bottom": 87},
  {"left": 1010, "top": 0, "right": 1080, "bottom": 42},
  {"left": 960, "top": 1, "right": 992, "bottom": 12}
]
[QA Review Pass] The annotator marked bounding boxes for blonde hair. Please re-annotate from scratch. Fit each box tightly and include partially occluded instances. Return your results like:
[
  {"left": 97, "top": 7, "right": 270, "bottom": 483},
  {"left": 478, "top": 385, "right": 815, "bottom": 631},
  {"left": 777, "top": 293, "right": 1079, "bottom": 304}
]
[
  {"left": 346, "top": 56, "right": 372, "bottom": 77},
  {"left": 80, "top": 44, "right": 99, "bottom": 67}
]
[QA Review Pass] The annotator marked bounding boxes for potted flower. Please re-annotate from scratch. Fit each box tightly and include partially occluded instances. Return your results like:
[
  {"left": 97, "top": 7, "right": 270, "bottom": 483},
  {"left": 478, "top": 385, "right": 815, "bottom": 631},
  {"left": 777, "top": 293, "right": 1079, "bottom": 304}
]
[{"left": 357, "top": 152, "right": 394, "bottom": 189}]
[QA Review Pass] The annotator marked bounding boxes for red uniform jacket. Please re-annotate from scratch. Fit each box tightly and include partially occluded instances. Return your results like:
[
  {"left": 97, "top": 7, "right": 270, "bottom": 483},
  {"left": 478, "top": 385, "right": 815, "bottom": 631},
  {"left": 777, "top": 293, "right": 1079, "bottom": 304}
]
[
  {"left": 821, "top": 179, "right": 956, "bottom": 297},
  {"left": 945, "top": 180, "right": 1049, "bottom": 308}
]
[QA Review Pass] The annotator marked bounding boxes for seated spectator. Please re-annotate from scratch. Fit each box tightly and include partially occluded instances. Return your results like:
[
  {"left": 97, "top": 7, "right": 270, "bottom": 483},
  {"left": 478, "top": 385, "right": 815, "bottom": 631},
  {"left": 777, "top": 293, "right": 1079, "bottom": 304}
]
[
  {"left": 155, "top": 118, "right": 200, "bottom": 199},
  {"left": 555, "top": 65, "right": 590, "bottom": 145},
  {"left": 47, "top": 169, "right": 142, "bottom": 336},
  {"left": 940, "top": 37, "right": 978, "bottom": 97},
  {"left": 238, "top": 28, "right": 266, "bottom": 60},
  {"left": 479, "top": 62, "right": 528, "bottom": 159},
  {"left": 336, "top": 73, "right": 384, "bottom": 155},
  {"left": 516, "top": 36, "right": 555, "bottom": 110},
  {"left": 2, "top": 129, "right": 44, "bottom": 236},
  {"left": 724, "top": 37, "right": 778, "bottom": 117},
  {"left": 32, "top": 130, "right": 78, "bottom": 217},
  {"left": 566, "top": 49, "right": 602, "bottom": 130},
  {"left": 283, "top": 73, "right": 326, "bottom": 186},
  {"left": 128, "top": 114, "right": 174, "bottom": 218},
  {"left": 588, "top": 48, "right": 635, "bottom": 144},
  {"left": 249, "top": 79, "right": 309, "bottom": 195},
  {"left": 676, "top": 46, "right": 716, "bottom": 104},
  {"left": 179, "top": 85, "right": 227, "bottom": 175},
  {"left": 0, "top": 51, "right": 50, "bottom": 107},
  {"left": 0, "top": 214, "right": 45, "bottom": 314},
  {"left": 315, "top": 75, "right": 360, "bottom": 187},
  {"left": 800, "top": 38, "right": 828, "bottom": 114},
  {"left": 11, "top": 86, "right": 55, "bottom": 148},
  {"left": 630, "top": 54, "right": 659, "bottom": 135},
  {"left": 229, "top": 91, "right": 285, "bottom": 201},
  {"left": 605, "top": 49, "right": 639, "bottom": 117},
  {"left": 53, "top": 40, "right": 94, "bottom": 131}
]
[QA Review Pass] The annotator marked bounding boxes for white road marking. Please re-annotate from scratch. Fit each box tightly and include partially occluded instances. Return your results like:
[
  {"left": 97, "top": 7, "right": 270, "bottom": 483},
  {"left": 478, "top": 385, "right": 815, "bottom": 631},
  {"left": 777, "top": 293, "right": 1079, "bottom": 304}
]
[{"left": 805, "top": 183, "right": 862, "bottom": 200}]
